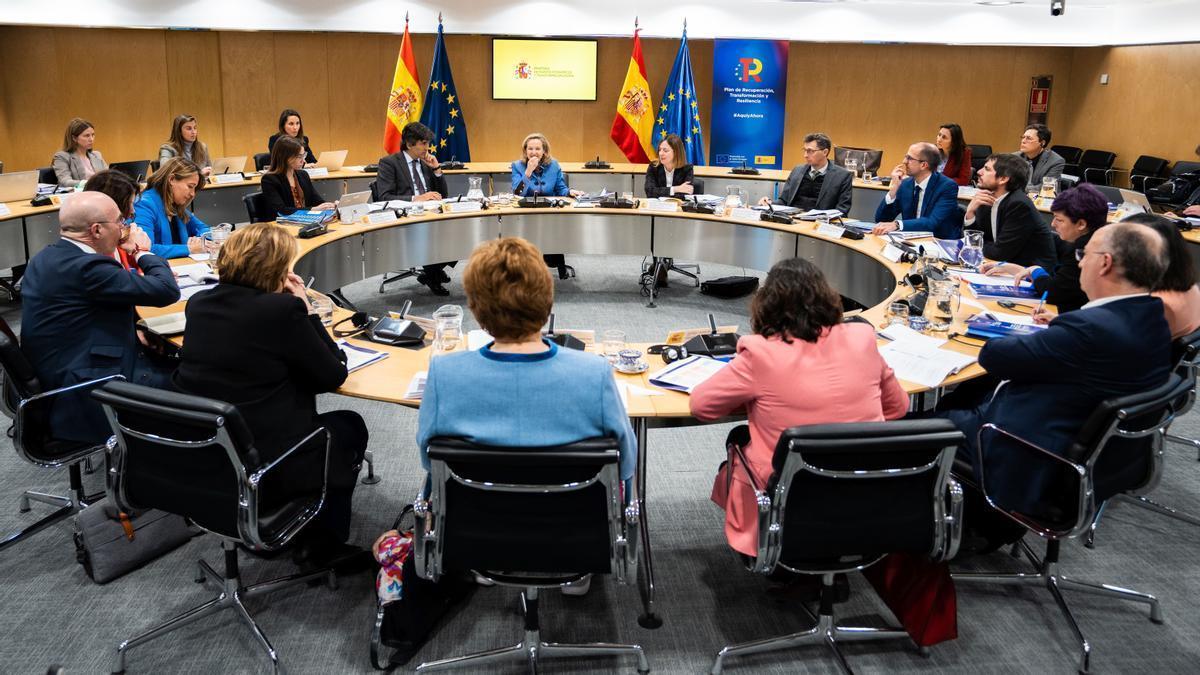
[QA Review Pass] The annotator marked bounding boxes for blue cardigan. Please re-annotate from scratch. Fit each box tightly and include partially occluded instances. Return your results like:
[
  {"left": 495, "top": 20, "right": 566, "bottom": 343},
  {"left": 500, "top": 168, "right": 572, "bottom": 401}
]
[
  {"left": 133, "top": 188, "right": 209, "bottom": 259},
  {"left": 416, "top": 339, "right": 637, "bottom": 486},
  {"left": 511, "top": 159, "right": 570, "bottom": 197}
]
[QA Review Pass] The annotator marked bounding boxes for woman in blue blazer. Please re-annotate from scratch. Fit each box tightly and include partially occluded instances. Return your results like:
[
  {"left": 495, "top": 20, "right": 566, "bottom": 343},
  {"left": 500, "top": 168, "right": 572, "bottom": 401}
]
[
  {"left": 134, "top": 158, "right": 210, "bottom": 259},
  {"left": 511, "top": 133, "right": 582, "bottom": 278}
]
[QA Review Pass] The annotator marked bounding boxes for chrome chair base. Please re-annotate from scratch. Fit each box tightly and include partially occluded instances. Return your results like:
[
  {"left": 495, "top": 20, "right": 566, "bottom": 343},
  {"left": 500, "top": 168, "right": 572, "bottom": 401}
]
[
  {"left": 711, "top": 573, "right": 913, "bottom": 675},
  {"left": 378, "top": 267, "right": 421, "bottom": 294},
  {"left": 1084, "top": 492, "right": 1200, "bottom": 548},
  {"left": 1164, "top": 432, "right": 1200, "bottom": 461},
  {"left": 361, "top": 449, "right": 380, "bottom": 485},
  {"left": 415, "top": 587, "right": 650, "bottom": 674},
  {"left": 954, "top": 538, "right": 1162, "bottom": 674},
  {"left": 1, "top": 461, "right": 95, "bottom": 552},
  {"left": 640, "top": 257, "right": 700, "bottom": 308},
  {"left": 111, "top": 540, "right": 336, "bottom": 674}
]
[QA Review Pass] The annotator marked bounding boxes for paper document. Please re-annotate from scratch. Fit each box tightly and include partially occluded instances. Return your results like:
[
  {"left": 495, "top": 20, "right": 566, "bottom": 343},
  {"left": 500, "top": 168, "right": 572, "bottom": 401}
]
[
  {"left": 879, "top": 342, "right": 976, "bottom": 389},
  {"left": 172, "top": 263, "right": 216, "bottom": 284},
  {"left": 467, "top": 329, "right": 494, "bottom": 351},
  {"left": 797, "top": 209, "right": 843, "bottom": 221},
  {"left": 878, "top": 324, "right": 948, "bottom": 349},
  {"left": 337, "top": 339, "right": 389, "bottom": 373},
  {"left": 140, "top": 312, "right": 186, "bottom": 336},
  {"left": 405, "top": 371, "right": 427, "bottom": 400},
  {"left": 179, "top": 284, "right": 215, "bottom": 300},
  {"left": 648, "top": 355, "right": 729, "bottom": 393}
]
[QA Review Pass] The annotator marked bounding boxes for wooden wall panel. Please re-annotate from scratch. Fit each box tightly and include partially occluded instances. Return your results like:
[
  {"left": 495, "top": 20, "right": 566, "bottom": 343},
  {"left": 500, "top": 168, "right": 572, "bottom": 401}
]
[
  {"left": 164, "top": 30, "right": 226, "bottom": 160},
  {"left": 0, "top": 25, "right": 1197, "bottom": 184},
  {"left": 1059, "top": 44, "right": 1200, "bottom": 175}
]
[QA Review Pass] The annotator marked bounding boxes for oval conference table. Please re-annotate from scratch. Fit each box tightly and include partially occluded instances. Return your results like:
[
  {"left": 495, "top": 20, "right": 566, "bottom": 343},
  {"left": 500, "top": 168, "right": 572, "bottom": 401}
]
[{"left": 135, "top": 201, "right": 1032, "bottom": 625}]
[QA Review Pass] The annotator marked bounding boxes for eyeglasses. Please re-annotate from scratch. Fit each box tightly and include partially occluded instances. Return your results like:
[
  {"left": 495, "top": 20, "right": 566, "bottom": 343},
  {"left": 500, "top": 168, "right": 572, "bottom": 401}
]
[
  {"left": 802, "top": 147, "right": 827, "bottom": 155},
  {"left": 903, "top": 155, "right": 926, "bottom": 164},
  {"left": 1075, "top": 249, "right": 1111, "bottom": 262}
]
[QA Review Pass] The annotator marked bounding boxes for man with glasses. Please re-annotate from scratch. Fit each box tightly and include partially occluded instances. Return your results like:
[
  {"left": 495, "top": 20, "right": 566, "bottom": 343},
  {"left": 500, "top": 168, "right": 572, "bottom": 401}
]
[
  {"left": 1015, "top": 123, "right": 1066, "bottom": 192},
  {"left": 759, "top": 132, "right": 852, "bottom": 214},
  {"left": 935, "top": 222, "right": 1172, "bottom": 514},
  {"left": 871, "top": 142, "right": 962, "bottom": 239},
  {"left": 19, "top": 192, "right": 180, "bottom": 443}
]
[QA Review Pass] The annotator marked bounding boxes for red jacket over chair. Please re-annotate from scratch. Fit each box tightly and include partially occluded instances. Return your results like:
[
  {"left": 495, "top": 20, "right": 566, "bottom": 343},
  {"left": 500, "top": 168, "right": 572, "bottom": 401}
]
[{"left": 689, "top": 325, "right": 909, "bottom": 556}]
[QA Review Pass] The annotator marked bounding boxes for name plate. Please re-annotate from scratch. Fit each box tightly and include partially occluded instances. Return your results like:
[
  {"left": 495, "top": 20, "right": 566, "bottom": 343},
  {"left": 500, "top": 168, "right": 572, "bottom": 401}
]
[
  {"left": 304, "top": 167, "right": 330, "bottom": 178},
  {"left": 881, "top": 243, "right": 905, "bottom": 263},
  {"left": 0, "top": 204, "right": 10, "bottom": 216},
  {"left": 815, "top": 222, "right": 846, "bottom": 238},
  {"left": 442, "top": 200, "right": 483, "bottom": 214},
  {"left": 729, "top": 207, "right": 760, "bottom": 221},
  {"left": 644, "top": 200, "right": 679, "bottom": 213},
  {"left": 211, "top": 173, "right": 245, "bottom": 185},
  {"left": 366, "top": 209, "right": 398, "bottom": 225}
]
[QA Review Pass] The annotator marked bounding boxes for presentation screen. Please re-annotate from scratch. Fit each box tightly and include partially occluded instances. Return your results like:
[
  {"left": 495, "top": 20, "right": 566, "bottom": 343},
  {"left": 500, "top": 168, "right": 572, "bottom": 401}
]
[{"left": 492, "top": 38, "right": 597, "bottom": 101}]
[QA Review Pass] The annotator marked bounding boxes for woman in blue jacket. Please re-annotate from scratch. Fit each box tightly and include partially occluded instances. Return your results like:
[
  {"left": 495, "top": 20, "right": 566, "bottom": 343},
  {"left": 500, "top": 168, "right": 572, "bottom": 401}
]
[
  {"left": 134, "top": 157, "right": 209, "bottom": 259},
  {"left": 510, "top": 133, "right": 582, "bottom": 278}
]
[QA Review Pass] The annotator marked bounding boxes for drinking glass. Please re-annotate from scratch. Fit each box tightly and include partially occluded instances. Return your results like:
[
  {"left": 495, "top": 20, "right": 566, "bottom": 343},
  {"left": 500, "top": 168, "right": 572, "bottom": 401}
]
[
  {"left": 846, "top": 157, "right": 860, "bottom": 179},
  {"left": 466, "top": 176, "right": 485, "bottom": 201},
  {"left": 924, "top": 279, "right": 956, "bottom": 332},
  {"left": 602, "top": 329, "right": 626, "bottom": 364},
  {"left": 886, "top": 301, "right": 910, "bottom": 327},
  {"left": 863, "top": 170, "right": 874, "bottom": 182},
  {"left": 1041, "top": 176, "right": 1058, "bottom": 200},
  {"left": 432, "top": 304, "right": 464, "bottom": 354},
  {"left": 724, "top": 186, "right": 745, "bottom": 213},
  {"left": 959, "top": 229, "right": 985, "bottom": 270},
  {"left": 308, "top": 292, "right": 334, "bottom": 326}
]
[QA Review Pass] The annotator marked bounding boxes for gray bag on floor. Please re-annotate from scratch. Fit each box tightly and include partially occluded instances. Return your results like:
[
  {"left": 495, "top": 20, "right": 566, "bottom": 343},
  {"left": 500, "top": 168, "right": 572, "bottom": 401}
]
[{"left": 73, "top": 497, "right": 198, "bottom": 584}]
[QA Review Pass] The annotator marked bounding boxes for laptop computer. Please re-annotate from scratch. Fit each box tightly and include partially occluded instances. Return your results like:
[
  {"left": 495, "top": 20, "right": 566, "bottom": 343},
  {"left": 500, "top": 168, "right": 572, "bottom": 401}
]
[
  {"left": 1118, "top": 188, "right": 1151, "bottom": 209},
  {"left": 210, "top": 156, "right": 248, "bottom": 176},
  {"left": 339, "top": 190, "right": 371, "bottom": 208},
  {"left": 0, "top": 170, "right": 38, "bottom": 203},
  {"left": 315, "top": 150, "right": 348, "bottom": 172}
]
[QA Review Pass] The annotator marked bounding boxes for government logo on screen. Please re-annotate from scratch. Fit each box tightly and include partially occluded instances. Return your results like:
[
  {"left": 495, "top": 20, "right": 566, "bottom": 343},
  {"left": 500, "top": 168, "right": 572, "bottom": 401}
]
[{"left": 514, "top": 62, "right": 533, "bottom": 80}]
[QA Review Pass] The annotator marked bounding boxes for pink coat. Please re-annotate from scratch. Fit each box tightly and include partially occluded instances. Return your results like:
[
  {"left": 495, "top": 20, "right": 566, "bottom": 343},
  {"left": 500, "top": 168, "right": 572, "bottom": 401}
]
[{"left": 690, "top": 325, "right": 909, "bottom": 556}]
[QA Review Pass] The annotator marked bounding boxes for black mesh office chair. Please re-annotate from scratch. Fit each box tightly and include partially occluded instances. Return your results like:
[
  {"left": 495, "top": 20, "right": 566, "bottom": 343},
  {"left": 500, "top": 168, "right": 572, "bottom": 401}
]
[
  {"left": 710, "top": 420, "right": 964, "bottom": 674},
  {"left": 1085, "top": 329, "right": 1200, "bottom": 546},
  {"left": 1129, "top": 155, "right": 1169, "bottom": 193},
  {"left": 253, "top": 152, "right": 271, "bottom": 172},
  {"left": 0, "top": 317, "right": 112, "bottom": 552},
  {"left": 109, "top": 160, "right": 152, "bottom": 183},
  {"left": 412, "top": 437, "right": 649, "bottom": 673},
  {"left": 1079, "top": 149, "right": 1118, "bottom": 186},
  {"left": 94, "top": 381, "right": 338, "bottom": 675},
  {"left": 952, "top": 374, "right": 1189, "bottom": 674},
  {"left": 242, "top": 191, "right": 272, "bottom": 224}
]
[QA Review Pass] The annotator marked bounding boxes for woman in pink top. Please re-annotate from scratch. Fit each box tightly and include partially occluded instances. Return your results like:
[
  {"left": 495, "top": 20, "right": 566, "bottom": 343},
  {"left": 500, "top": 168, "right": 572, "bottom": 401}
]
[
  {"left": 690, "top": 258, "right": 908, "bottom": 556},
  {"left": 1128, "top": 214, "right": 1200, "bottom": 340}
]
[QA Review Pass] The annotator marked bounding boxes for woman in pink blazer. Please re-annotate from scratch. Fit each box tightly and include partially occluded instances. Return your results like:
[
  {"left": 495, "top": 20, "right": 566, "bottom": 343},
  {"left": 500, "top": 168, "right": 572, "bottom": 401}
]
[{"left": 690, "top": 258, "right": 909, "bottom": 556}]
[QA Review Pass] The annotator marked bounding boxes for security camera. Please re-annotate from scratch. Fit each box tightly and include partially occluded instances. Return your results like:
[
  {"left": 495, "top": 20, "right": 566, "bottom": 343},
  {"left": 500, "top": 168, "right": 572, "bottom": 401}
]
[{"left": 1051, "top": 0, "right": 1065, "bottom": 16}]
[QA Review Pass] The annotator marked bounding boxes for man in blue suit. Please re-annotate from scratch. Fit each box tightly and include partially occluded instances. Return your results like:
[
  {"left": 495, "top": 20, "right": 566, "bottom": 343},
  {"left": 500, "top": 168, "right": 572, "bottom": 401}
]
[
  {"left": 872, "top": 142, "right": 963, "bottom": 239},
  {"left": 939, "top": 222, "right": 1172, "bottom": 514},
  {"left": 20, "top": 192, "right": 180, "bottom": 443}
]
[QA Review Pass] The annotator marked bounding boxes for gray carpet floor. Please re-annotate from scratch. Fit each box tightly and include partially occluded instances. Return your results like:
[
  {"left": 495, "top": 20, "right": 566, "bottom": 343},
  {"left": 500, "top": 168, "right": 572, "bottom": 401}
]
[{"left": 1, "top": 255, "right": 1199, "bottom": 674}]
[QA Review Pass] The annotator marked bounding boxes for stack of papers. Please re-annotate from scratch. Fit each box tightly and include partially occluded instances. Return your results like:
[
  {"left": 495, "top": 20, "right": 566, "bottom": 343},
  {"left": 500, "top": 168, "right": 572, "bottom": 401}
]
[
  {"left": 337, "top": 340, "right": 389, "bottom": 373},
  {"left": 277, "top": 209, "right": 336, "bottom": 226},
  {"left": 967, "top": 280, "right": 1039, "bottom": 301},
  {"left": 965, "top": 314, "right": 1047, "bottom": 340},
  {"left": 876, "top": 325, "right": 976, "bottom": 389},
  {"left": 648, "top": 355, "right": 729, "bottom": 393},
  {"left": 797, "top": 208, "right": 844, "bottom": 221},
  {"left": 405, "top": 371, "right": 427, "bottom": 399},
  {"left": 139, "top": 312, "right": 187, "bottom": 336}
]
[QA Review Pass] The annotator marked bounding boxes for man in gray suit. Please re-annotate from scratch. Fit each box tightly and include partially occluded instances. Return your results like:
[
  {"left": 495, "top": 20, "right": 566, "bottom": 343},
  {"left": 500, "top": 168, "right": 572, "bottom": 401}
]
[
  {"left": 760, "top": 132, "right": 853, "bottom": 215},
  {"left": 1015, "top": 123, "right": 1066, "bottom": 192}
]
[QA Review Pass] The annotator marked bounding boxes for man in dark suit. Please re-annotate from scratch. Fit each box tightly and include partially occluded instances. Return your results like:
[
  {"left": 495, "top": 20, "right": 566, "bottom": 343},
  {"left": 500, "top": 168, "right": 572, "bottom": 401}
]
[
  {"left": 759, "top": 132, "right": 852, "bottom": 215},
  {"left": 872, "top": 142, "right": 963, "bottom": 239},
  {"left": 964, "top": 153, "right": 1056, "bottom": 268},
  {"left": 376, "top": 121, "right": 455, "bottom": 295},
  {"left": 939, "top": 222, "right": 1172, "bottom": 513},
  {"left": 19, "top": 192, "right": 180, "bottom": 443}
]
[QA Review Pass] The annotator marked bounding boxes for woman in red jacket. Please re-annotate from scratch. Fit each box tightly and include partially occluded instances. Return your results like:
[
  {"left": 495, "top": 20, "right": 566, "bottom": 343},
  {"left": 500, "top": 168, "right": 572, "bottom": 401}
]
[
  {"left": 936, "top": 122, "right": 973, "bottom": 186},
  {"left": 690, "top": 258, "right": 908, "bottom": 556}
]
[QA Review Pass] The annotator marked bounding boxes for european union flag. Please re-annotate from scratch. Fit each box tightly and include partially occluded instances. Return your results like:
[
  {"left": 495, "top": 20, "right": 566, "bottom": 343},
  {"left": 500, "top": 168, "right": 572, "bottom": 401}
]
[
  {"left": 652, "top": 29, "right": 705, "bottom": 166},
  {"left": 420, "top": 21, "right": 470, "bottom": 162}
]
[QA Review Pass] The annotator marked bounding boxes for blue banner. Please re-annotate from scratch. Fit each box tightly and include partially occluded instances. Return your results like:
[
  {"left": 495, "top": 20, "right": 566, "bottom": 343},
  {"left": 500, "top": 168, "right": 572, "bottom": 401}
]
[{"left": 708, "top": 39, "right": 789, "bottom": 170}]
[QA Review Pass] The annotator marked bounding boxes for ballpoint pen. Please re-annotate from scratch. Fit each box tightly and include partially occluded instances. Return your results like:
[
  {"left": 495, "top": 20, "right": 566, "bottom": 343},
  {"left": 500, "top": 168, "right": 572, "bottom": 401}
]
[{"left": 1035, "top": 290, "right": 1049, "bottom": 315}]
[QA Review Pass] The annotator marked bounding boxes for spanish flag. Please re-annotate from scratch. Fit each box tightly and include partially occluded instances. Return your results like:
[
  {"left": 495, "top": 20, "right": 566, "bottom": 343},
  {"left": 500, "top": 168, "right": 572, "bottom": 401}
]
[
  {"left": 383, "top": 17, "right": 423, "bottom": 154},
  {"left": 609, "top": 29, "right": 655, "bottom": 164}
]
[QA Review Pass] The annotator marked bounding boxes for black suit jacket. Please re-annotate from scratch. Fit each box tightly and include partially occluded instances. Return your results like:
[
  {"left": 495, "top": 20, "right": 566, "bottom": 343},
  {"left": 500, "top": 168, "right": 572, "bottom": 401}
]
[
  {"left": 1031, "top": 231, "right": 1092, "bottom": 313},
  {"left": 775, "top": 162, "right": 853, "bottom": 214},
  {"left": 643, "top": 163, "right": 695, "bottom": 198},
  {"left": 973, "top": 191, "right": 1057, "bottom": 269},
  {"left": 377, "top": 152, "right": 449, "bottom": 201},
  {"left": 267, "top": 133, "right": 316, "bottom": 165},
  {"left": 964, "top": 296, "right": 1171, "bottom": 512},
  {"left": 261, "top": 171, "right": 321, "bottom": 216},
  {"left": 19, "top": 240, "right": 180, "bottom": 442},
  {"left": 173, "top": 283, "right": 348, "bottom": 460}
]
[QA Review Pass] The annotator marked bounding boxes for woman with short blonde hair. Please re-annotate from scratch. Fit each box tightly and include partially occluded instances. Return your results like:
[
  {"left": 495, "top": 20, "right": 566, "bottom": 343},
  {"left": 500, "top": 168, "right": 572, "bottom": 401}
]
[{"left": 134, "top": 157, "right": 210, "bottom": 258}]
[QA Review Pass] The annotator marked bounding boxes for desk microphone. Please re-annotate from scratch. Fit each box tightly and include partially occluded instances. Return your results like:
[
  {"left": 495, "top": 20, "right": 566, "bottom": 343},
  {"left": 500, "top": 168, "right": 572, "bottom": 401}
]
[
  {"left": 545, "top": 312, "right": 585, "bottom": 350},
  {"left": 398, "top": 299, "right": 412, "bottom": 319},
  {"left": 682, "top": 313, "right": 740, "bottom": 356},
  {"left": 761, "top": 202, "right": 792, "bottom": 225}
]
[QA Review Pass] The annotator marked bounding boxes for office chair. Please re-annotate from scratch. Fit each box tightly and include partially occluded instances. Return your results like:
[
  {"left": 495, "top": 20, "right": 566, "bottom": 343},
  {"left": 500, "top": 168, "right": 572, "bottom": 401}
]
[
  {"left": 0, "top": 316, "right": 111, "bottom": 553},
  {"left": 641, "top": 177, "right": 705, "bottom": 301},
  {"left": 967, "top": 144, "right": 992, "bottom": 175},
  {"left": 1128, "top": 155, "right": 1169, "bottom": 193},
  {"left": 1052, "top": 145, "right": 1084, "bottom": 166},
  {"left": 148, "top": 160, "right": 160, "bottom": 174},
  {"left": 1079, "top": 149, "right": 1118, "bottom": 186},
  {"left": 371, "top": 179, "right": 427, "bottom": 294},
  {"left": 952, "top": 374, "right": 1189, "bottom": 674},
  {"left": 94, "top": 381, "right": 339, "bottom": 675},
  {"left": 1145, "top": 160, "right": 1200, "bottom": 208},
  {"left": 833, "top": 146, "right": 883, "bottom": 176},
  {"left": 37, "top": 167, "right": 57, "bottom": 185},
  {"left": 412, "top": 436, "right": 649, "bottom": 673},
  {"left": 253, "top": 152, "right": 271, "bottom": 172},
  {"left": 109, "top": 160, "right": 152, "bottom": 183},
  {"left": 710, "top": 420, "right": 964, "bottom": 674},
  {"left": 242, "top": 191, "right": 272, "bottom": 224},
  {"left": 1085, "top": 328, "right": 1200, "bottom": 546}
]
